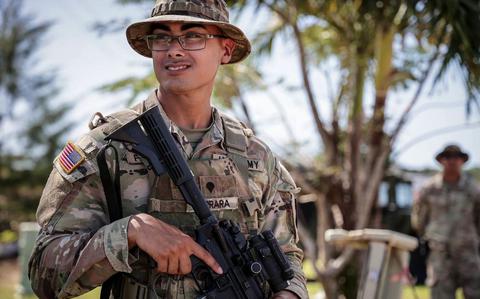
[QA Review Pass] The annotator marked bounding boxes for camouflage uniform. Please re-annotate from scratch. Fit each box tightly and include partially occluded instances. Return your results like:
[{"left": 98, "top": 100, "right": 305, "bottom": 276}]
[
  {"left": 412, "top": 173, "right": 480, "bottom": 299},
  {"left": 28, "top": 91, "right": 308, "bottom": 299}
]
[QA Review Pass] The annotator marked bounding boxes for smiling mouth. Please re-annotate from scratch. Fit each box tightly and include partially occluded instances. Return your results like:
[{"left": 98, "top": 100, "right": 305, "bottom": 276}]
[{"left": 165, "top": 64, "right": 190, "bottom": 71}]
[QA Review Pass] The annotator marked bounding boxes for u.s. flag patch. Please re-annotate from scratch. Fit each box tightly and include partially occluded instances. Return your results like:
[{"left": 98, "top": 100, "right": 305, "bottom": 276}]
[{"left": 58, "top": 142, "right": 85, "bottom": 174}]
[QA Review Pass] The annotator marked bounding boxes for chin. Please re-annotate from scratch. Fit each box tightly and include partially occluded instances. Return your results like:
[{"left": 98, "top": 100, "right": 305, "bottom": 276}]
[
  {"left": 164, "top": 78, "right": 212, "bottom": 94},
  {"left": 162, "top": 80, "right": 192, "bottom": 93}
]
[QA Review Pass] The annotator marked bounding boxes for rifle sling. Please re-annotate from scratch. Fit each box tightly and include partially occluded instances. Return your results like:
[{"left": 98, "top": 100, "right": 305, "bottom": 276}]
[{"left": 97, "top": 142, "right": 123, "bottom": 299}]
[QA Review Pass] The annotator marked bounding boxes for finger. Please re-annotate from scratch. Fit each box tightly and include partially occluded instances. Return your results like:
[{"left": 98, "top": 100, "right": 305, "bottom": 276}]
[
  {"left": 179, "top": 253, "right": 192, "bottom": 275},
  {"left": 167, "top": 255, "right": 180, "bottom": 274},
  {"left": 156, "top": 256, "right": 168, "bottom": 273},
  {"left": 190, "top": 243, "right": 223, "bottom": 275}
]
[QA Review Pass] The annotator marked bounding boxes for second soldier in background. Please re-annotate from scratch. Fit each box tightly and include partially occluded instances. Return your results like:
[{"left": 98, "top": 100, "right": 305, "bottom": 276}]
[{"left": 412, "top": 144, "right": 480, "bottom": 299}]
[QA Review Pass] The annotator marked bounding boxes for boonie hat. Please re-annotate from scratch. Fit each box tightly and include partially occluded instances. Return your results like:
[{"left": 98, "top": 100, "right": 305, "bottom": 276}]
[
  {"left": 126, "top": 0, "right": 251, "bottom": 64},
  {"left": 435, "top": 144, "right": 469, "bottom": 162}
]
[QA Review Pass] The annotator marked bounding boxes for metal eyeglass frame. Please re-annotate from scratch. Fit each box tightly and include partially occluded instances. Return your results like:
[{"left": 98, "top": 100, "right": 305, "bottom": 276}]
[{"left": 143, "top": 33, "right": 226, "bottom": 51}]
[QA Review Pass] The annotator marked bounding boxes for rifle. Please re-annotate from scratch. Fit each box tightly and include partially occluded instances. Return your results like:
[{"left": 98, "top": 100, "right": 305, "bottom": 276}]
[{"left": 106, "top": 106, "right": 294, "bottom": 298}]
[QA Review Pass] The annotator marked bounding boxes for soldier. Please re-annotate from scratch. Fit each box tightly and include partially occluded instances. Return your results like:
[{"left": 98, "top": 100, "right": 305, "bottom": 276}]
[
  {"left": 27, "top": 1, "right": 308, "bottom": 298},
  {"left": 411, "top": 144, "right": 480, "bottom": 299}
]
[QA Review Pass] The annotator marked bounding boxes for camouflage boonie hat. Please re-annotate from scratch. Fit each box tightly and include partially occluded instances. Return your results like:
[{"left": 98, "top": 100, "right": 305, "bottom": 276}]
[
  {"left": 126, "top": 0, "right": 251, "bottom": 64},
  {"left": 435, "top": 144, "right": 469, "bottom": 162}
]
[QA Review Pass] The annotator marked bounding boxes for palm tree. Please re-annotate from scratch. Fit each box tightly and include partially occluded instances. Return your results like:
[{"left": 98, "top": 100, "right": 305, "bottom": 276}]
[{"left": 228, "top": 0, "right": 480, "bottom": 297}]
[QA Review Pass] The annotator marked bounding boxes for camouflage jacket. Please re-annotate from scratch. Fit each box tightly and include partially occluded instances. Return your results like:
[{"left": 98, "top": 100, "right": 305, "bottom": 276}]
[
  {"left": 28, "top": 91, "right": 308, "bottom": 299},
  {"left": 411, "top": 173, "right": 480, "bottom": 251}
]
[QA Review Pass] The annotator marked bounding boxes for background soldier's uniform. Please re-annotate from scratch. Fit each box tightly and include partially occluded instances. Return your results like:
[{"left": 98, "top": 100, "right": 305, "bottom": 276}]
[
  {"left": 412, "top": 173, "right": 480, "bottom": 299},
  {"left": 28, "top": 91, "right": 308, "bottom": 299}
]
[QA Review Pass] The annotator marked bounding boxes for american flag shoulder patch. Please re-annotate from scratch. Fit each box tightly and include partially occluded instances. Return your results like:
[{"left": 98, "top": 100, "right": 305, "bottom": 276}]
[{"left": 58, "top": 141, "right": 86, "bottom": 174}]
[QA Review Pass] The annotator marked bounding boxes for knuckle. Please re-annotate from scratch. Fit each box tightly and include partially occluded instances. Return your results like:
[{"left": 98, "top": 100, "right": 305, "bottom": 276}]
[
  {"left": 166, "top": 247, "right": 176, "bottom": 256},
  {"left": 155, "top": 250, "right": 168, "bottom": 260},
  {"left": 157, "top": 263, "right": 166, "bottom": 272},
  {"left": 181, "top": 267, "right": 191, "bottom": 275},
  {"left": 182, "top": 263, "right": 192, "bottom": 274}
]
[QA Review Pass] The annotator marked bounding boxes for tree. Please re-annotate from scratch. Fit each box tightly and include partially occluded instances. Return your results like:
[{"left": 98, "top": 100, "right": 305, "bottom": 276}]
[
  {"left": 227, "top": 0, "right": 480, "bottom": 297},
  {"left": 0, "top": 0, "right": 71, "bottom": 232}
]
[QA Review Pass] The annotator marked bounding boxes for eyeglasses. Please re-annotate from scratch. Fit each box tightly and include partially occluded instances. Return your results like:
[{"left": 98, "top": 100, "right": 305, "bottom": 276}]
[{"left": 143, "top": 32, "right": 226, "bottom": 51}]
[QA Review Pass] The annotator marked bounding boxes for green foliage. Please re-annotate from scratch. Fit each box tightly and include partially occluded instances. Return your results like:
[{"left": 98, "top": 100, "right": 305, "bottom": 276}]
[
  {"left": 420, "top": 0, "right": 480, "bottom": 113},
  {"left": 0, "top": 0, "right": 52, "bottom": 115},
  {"left": 98, "top": 72, "right": 158, "bottom": 105},
  {"left": 233, "top": 0, "right": 480, "bottom": 113},
  {"left": 213, "top": 59, "right": 265, "bottom": 107},
  {"left": 467, "top": 167, "right": 480, "bottom": 182},
  {"left": 0, "top": 230, "right": 16, "bottom": 243},
  {"left": 0, "top": 0, "right": 71, "bottom": 232},
  {"left": 0, "top": 286, "right": 100, "bottom": 299}
]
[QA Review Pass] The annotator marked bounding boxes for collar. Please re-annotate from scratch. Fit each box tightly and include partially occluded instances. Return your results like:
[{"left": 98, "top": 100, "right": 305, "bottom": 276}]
[
  {"left": 146, "top": 89, "right": 226, "bottom": 156},
  {"left": 210, "top": 107, "right": 225, "bottom": 145},
  {"left": 432, "top": 172, "right": 468, "bottom": 189}
]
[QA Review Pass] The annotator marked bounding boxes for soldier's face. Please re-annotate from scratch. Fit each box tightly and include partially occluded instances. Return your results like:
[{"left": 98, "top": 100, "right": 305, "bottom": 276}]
[
  {"left": 440, "top": 156, "right": 464, "bottom": 174},
  {"left": 151, "top": 22, "right": 235, "bottom": 94}
]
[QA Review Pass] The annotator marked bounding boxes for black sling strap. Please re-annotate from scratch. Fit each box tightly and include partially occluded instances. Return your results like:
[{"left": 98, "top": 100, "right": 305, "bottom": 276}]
[{"left": 97, "top": 141, "right": 123, "bottom": 299}]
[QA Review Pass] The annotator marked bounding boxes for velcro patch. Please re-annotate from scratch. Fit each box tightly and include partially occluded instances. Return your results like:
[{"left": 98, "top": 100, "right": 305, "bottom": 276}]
[
  {"left": 57, "top": 142, "right": 85, "bottom": 174},
  {"left": 54, "top": 141, "right": 98, "bottom": 183},
  {"left": 186, "top": 197, "right": 239, "bottom": 212},
  {"left": 247, "top": 159, "right": 264, "bottom": 172}
]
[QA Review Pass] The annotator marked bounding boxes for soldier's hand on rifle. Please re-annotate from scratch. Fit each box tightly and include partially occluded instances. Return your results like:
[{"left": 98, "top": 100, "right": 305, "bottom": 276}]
[{"left": 128, "top": 213, "right": 223, "bottom": 275}]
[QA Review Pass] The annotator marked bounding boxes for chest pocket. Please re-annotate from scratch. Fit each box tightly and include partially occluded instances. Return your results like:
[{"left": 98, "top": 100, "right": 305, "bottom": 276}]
[{"left": 147, "top": 158, "right": 251, "bottom": 236}]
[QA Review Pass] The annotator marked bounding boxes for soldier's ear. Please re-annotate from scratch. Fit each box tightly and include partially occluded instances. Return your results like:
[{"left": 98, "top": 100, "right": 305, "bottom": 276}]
[{"left": 221, "top": 38, "right": 235, "bottom": 64}]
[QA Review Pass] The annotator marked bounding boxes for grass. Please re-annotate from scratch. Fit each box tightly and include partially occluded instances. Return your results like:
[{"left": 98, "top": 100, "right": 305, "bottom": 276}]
[
  {"left": 402, "top": 287, "right": 464, "bottom": 299},
  {"left": 0, "top": 286, "right": 100, "bottom": 299}
]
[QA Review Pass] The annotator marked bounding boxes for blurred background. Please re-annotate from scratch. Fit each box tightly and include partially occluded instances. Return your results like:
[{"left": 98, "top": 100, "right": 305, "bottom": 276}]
[{"left": 1, "top": 0, "right": 479, "bottom": 298}]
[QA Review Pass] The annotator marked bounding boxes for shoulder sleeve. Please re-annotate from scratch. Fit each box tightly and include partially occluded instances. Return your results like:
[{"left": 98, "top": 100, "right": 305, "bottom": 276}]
[
  {"left": 468, "top": 178, "right": 480, "bottom": 236},
  {"left": 29, "top": 115, "right": 139, "bottom": 298},
  {"left": 30, "top": 164, "right": 134, "bottom": 298},
  {"left": 220, "top": 123, "right": 308, "bottom": 298},
  {"left": 259, "top": 148, "right": 307, "bottom": 298},
  {"left": 272, "top": 160, "right": 307, "bottom": 298},
  {"left": 53, "top": 107, "right": 141, "bottom": 184}
]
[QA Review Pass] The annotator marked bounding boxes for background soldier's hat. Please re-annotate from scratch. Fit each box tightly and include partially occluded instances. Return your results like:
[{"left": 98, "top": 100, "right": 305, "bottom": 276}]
[
  {"left": 126, "top": 0, "right": 251, "bottom": 64},
  {"left": 435, "top": 144, "right": 469, "bottom": 162}
]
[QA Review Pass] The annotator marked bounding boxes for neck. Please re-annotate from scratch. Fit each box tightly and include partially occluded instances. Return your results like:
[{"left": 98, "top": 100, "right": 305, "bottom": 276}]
[
  {"left": 157, "top": 87, "right": 213, "bottom": 129},
  {"left": 443, "top": 171, "right": 461, "bottom": 183}
]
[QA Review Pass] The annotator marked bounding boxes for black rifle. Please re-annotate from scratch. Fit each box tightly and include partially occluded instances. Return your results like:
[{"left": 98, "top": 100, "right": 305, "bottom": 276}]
[{"left": 106, "top": 107, "right": 294, "bottom": 299}]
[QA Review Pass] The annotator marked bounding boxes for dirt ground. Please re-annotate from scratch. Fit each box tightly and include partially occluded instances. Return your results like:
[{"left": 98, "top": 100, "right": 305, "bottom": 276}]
[{"left": 0, "top": 258, "right": 20, "bottom": 286}]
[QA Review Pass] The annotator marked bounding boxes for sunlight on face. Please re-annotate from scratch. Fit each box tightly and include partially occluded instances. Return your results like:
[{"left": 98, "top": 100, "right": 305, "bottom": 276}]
[{"left": 150, "top": 22, "right": 235, "bottom": 95}]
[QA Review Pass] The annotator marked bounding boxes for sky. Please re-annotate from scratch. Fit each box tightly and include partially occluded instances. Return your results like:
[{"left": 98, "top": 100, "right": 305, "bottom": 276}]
[{"left": 21, "top": 0, "right": 480, "bottom": 171}]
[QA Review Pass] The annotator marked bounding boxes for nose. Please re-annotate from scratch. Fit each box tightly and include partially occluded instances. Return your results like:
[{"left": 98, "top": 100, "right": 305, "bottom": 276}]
[{"left": 167, "top": 38, "right": 185, "bottom": 58}]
